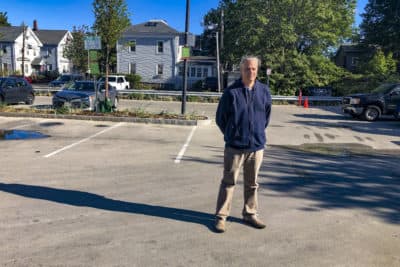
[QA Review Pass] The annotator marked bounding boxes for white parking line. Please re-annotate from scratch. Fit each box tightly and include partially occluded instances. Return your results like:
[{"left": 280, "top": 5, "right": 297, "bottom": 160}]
[
  {"left": 44, "top": 122, "right": 124, "bottom": 158},
  {"left": 174, "top": 126, "right": 197, "bottom": 164}
]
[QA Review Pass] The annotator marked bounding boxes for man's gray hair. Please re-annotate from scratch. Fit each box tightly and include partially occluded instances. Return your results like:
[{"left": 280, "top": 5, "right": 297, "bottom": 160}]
[{"left": 240, "top": 56, "right": 261, "bottom": 68}]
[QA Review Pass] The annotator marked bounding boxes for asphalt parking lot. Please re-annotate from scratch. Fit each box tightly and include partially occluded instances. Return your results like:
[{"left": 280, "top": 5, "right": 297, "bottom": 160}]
[{"left": 1, "top": 102, "right": 399, "bottom": 266}]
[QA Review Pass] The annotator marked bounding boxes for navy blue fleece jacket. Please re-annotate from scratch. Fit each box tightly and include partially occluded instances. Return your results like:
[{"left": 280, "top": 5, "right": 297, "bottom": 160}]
[{"left": 216, "top": 79, "right": 272, "bottom": 151}]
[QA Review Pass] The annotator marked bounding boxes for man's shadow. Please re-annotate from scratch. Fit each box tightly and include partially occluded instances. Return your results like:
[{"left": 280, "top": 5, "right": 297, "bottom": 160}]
[{"left": 0, "top": 183, "right": 242, "bottom": 232}]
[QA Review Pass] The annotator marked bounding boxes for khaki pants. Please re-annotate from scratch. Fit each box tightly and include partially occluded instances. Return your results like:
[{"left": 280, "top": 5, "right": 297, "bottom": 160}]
[{"left": 216, "top": 147, "right": 264, "bottom": 220}]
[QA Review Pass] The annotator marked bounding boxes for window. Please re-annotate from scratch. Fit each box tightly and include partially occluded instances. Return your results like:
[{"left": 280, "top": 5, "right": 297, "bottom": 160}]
[
  {"left": 178, "top": 66, "right": 183, "bottom": 76},
  {"left": 190, "top": 67, "right": 196, "bottom": 77},
  {"left": 203, "top": 68, "right": 208, "bottom": 77},
  {"left": 47, "top": 64, "right": 52, "bottom": 71},
  {"left": 157, "top": 41, "right": 164, "bottom": 53},
  {"left": 130, "top": 40, "right": 136, "bottom": 52},
  {"left": 130, "top": 63, "right": 136, "bottom": 74},
  {"left": 197, "top": 68, "right": 202, "bottom": 78},
  {"left": 351, "top": 57, "right": 359, "bottom": 66},
  {"left": 157, "top": 64, "right": 164, "bottom": 75}
]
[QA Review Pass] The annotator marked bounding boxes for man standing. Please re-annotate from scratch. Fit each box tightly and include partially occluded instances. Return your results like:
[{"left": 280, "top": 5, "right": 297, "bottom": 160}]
[{"left": 214, "top": 56, "right": 272, "bottom": 233}]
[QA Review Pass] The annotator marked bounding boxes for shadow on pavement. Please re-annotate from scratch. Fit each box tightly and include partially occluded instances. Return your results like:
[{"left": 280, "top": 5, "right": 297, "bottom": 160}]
[
  {"left": 290, "top": 117, "right": 400, "bottom": 138},
  {"left": 259, "top": 146, "right": 400, "bottom": 224},
  {"left": 0, "top": 183, "right": 241, "bottom": 232}
]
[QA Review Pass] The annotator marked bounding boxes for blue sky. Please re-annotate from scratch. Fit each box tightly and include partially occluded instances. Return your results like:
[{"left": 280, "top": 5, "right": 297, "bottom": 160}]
[{"left": 1, "top": 0, "right": 367, "bottom": 34}]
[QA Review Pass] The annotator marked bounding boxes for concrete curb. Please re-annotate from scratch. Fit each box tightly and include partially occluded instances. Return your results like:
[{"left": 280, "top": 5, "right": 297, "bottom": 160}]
[{"left": 0, "top": 112, "right": 212, "bottom": 126}]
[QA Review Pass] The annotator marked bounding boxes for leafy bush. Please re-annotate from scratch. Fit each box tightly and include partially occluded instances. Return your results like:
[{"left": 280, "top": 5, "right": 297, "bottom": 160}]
[{"left": 125, "top": 74, "right": 142, "bottom": 88}]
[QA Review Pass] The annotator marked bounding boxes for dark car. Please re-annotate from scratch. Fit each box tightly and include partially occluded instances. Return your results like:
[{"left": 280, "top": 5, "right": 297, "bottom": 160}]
[
  {"left": 48, "top": 74, "right": 83, "bottom": 87},
  {"left": 10, "top": 75, "right": 33, "bottom": 84},
  {"left": 52, "top": 81, "right": 118, "bottom": 111},
  {"left": 342, "top": 83, "right": 400, "bottom": 121},
  {"left": 0, "top": 77, "right": 35, "bottom": 105},
  {"left": 296, "top": 86, "right": 333, "bottom": 96}
]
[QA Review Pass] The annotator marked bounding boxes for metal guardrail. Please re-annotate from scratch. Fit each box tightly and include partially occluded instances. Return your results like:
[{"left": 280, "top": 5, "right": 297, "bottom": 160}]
[{"left": 33, "top": 86, "right": 342, "bottom": 102}]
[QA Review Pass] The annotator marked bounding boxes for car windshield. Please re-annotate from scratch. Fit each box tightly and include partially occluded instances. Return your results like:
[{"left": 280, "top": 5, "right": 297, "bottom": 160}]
[
  {"left": 65, "top": 82, "right": 95, "bottom": 91},
  {"left": 57, "top": 75, "right": 72, "bottom": 82},
  {"left": 99, "top": 77, "right": 116, "bottom": 82},
  {"left": 371, "top": 84, "right": 395, "bottom": 94}
]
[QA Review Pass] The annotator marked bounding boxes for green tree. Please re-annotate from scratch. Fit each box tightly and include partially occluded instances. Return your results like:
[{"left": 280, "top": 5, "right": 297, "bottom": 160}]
[
  {"left": 64, "top": 25, "right": 91, "bottom": 74},
  {"left": 0, "top": 11, "right": 11, "bottom": 26},
  {"left": 361, "top": 49, "right": 397, "bottom": 77},
  {"left": 203, "top": 0, "right": 356, "bottom": 94},
  {"left": 360, "top": 0, "right": 400, "bottom": 60},
  {"left": 92, "top": 0, "right": 130, "bottom": 97}
]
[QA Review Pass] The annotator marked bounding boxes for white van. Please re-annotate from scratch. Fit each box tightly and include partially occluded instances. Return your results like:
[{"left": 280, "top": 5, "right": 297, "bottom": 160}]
[{"left": 98, "top": 75, "right": 130, "bottom": 90}]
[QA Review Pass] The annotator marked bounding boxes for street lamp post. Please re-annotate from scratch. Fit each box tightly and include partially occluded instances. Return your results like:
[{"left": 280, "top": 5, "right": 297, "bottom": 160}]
[
  {"left": 206, "top": 24, "right": 221, "bottom": 92},
  {"left": 181, "top": 0, "right": 190, "bottom": 115}
]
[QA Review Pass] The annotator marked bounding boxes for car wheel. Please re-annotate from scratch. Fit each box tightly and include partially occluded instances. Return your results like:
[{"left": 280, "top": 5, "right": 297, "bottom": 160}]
[
  {"left": 362, "top": 106, "right": 380, "bottom": 121},
  {"left": 25, "top": 93, "right": 35, "bottom": 105}
]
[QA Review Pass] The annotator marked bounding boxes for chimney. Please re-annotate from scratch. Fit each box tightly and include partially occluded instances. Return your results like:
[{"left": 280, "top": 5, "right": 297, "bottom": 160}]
[{"left": 33, "top": 20, "right": 38, "bottom": 31}]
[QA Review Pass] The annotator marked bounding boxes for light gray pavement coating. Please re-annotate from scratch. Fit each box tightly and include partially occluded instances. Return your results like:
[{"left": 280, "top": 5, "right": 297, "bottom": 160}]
[{"left": 1, "top": 99, "right": 399, "bottom": 266}]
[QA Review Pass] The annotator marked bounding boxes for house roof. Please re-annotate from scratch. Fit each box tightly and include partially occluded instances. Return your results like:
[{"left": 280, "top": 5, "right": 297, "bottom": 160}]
[
  {"left": 0, "top": 26, "right": 25, "bottom": 42},
  {"left": 124, "top": 20, "right": 179, "bottom": 35},
  {"left": 34, "top": 30, "right": 69, "bottom": 45}
]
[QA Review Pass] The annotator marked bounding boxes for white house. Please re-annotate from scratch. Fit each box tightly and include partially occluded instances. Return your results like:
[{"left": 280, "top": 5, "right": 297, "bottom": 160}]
[
  {"left": 32, "top": 20, "right": 73, "bottom": 74},
  {"left": 0, "top": 21, "right": 73, "bottom": 76},
  {"left": 0, "top": 25, "right": 43, "bottom": 76}
]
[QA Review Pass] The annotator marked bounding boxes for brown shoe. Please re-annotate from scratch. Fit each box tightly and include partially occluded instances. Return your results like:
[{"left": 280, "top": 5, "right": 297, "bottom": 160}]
[
  {"left": 214, "top": 218, "right": 226, "bottom": 233},
  {"left": 243, "top": 215, "right": 266, "bottom": 229}
]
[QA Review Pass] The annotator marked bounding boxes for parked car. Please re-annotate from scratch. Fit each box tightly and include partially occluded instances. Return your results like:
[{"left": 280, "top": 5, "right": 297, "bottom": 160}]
[
  {"left": 10, "top": 75, "right": 33, "bottom": 84},
  {"left": 0, "top": 76, "right": 35, "bottom": 105},
  {"left": 98, "top": 75, "right": 130, "bottom": 90},
  {"left": 49, "top": 74, "right": 84, "bottom": 87},
  {"left": 52, "top": 81, "right": 118, "bottom": 111},
  {"left": 342, "top": 83, "right": 400, "bottom": 121},
  {"left": 296, "top": 86, "right": 333, "bottom": 96}
]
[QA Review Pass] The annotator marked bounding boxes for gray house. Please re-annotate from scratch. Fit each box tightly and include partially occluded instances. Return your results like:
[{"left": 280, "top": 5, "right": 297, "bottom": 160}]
[
  {"left": 117, "top": 20, "right": 214, "bottom": 89},
  {"left": 334, "top": 44, "right": 371, "bottom": 73},
  {"left": 117, "top": 20, "right": 180, "bottom": 89}
]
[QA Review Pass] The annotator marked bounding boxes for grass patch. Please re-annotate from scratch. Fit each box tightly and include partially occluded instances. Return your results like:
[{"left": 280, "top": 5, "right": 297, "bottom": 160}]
[{"left": 0, "top": 105, "right": 208, "bottom": 121}]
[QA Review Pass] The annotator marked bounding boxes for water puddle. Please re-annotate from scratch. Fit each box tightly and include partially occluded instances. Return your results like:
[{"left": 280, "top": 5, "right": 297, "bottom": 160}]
[{"left": 0, "top": 130, "right": 50, "bottom": 140}]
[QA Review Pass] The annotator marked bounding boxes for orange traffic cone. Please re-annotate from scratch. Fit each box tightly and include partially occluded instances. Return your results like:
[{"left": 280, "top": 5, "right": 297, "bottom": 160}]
[{"left": 303, "top": 97, "right": 309, "bottom": 108}]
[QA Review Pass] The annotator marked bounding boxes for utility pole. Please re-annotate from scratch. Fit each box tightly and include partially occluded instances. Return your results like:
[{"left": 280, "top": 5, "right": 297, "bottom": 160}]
[
  {"left": 21, "top": 22, "right": 26, "bottom": 76},
  {"left": 181, "top": 0, "right": 190, "bottom": 115},
  {"left": 220, "top": 9, "right": 224, "bottom": 50},
  {"left": 216, "top": 31, "right": 221, "bottom": 93}
]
